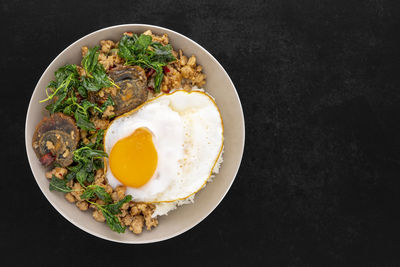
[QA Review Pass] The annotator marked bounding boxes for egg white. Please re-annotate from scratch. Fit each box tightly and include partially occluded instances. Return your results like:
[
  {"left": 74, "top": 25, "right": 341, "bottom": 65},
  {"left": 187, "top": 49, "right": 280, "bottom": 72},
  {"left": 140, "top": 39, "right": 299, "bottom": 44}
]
[{"left": 104, "top": 90, "right": 224, "bottom": 203}]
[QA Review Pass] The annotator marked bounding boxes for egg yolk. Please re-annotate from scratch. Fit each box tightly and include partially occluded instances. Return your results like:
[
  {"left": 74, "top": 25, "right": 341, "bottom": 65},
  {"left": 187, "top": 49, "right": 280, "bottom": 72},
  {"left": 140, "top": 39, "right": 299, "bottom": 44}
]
[{"left": 109, "top": 127, "right": 158, "bottom": 188}]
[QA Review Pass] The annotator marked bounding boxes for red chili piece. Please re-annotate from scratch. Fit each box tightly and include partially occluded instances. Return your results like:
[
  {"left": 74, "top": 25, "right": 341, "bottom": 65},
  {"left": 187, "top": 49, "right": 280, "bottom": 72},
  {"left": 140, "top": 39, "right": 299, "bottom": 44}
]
[
  {"left": 40, "top": 153, "right": 55, "bottom": 167},
  {"left": 163, "top": 66, "right": 170, "bottom": 73},
  {"left": 146, "top": 68, "right": 155, "bottom": 78}
]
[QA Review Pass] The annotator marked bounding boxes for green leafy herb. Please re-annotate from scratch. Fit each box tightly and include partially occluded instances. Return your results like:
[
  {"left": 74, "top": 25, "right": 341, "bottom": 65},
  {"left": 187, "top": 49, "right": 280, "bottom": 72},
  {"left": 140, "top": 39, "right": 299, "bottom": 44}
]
[
  {"left": 81, "top": 46, "right": 99, "bottom": 76},
  {"left": 118, "top": 33, "right": 176, "bottom": 93},
  {"left": 93, "top": 159, "right": 104, "bottom": 170},
  {"left": 151, "top": 42, "right": 177, "bottom": 63},
  {"left": 41, "top": 64, "right": 80, "bottom": 113},
  {"left": 88, "top": 195, "right": 132, "bottom": 233},
  {"left": 65, "top": 170, "right": 76, "bottom": 181},
  {"left": 104, "top": 195, "right": 132, "bottom": 214},
  {"left": 42, "top": 39, "right": 138, "bottom": 235},
  {"left": 53, "top": 91, "right": 98, "bottom": 131},
  {"left": 68, "top": 146, "right": 107, "bottom": 186},
  {"left": 74, "top": 109, "right": 95, "bottom": 131},
  {"left": 74, "top": 147, "right": 108, "bottom": 160},
  {"left": 101, "top": 96, "right": 115, "bottom": 113},
  {"left": 75, "top": 167, "right": 88, "bottom": 186},
  {"left": 77, "top": 85, "right": 88, "bottom": 98},
  {"left": 100, "top": 206, "right": 126, "bottom": 233},
  {"left": 81, "top": 185, "right": 112, "bottom": 204},
  {"left": 49, "top": 176, "right": 72, "bottom": 192},
  {"left": 85, "top": 129, "right": 105, "bottom": 150},
  {"left": 81, "top": 46, "right": 118, "bottom": 92},
  {"left": 43, "top": 48, "right": 116, "bottom": 124}
]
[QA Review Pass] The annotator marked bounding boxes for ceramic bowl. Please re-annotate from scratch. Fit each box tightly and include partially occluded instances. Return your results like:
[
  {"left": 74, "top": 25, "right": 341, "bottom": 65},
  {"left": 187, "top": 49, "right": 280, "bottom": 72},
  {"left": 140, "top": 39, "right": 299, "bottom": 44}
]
[{"left": 25, "top": 24, "right": 245, "bottom": 243}]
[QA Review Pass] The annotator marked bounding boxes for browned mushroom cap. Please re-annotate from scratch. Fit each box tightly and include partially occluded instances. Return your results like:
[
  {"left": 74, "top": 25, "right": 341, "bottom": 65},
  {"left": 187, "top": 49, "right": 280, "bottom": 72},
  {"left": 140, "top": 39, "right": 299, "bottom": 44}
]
[
  {"left": 90, "top": 65, "right": 148, "bottom": 116},
  {"left": 32, "top": 113, "right": 79, "bottom": 167}
]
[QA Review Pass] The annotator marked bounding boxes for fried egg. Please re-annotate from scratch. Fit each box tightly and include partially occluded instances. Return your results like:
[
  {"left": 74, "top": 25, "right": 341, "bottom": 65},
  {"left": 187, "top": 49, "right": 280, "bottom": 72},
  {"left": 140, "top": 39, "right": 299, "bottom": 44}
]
[{"left": 104, "top": 90, "right": 224, "bottom": 203}]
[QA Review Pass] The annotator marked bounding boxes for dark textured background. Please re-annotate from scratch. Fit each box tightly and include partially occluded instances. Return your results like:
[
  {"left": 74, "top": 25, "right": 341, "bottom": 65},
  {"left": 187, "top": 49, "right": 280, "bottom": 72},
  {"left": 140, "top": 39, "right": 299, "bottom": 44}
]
[{"left": 1, "top": 0, "right": 400, "bottom": 266}]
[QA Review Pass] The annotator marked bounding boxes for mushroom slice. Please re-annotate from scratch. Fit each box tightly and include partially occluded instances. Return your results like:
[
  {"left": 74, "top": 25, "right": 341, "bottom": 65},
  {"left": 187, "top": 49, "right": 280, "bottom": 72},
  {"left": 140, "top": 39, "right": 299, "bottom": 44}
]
[
  {"left": 90, "top": 65, "right": 148, "bottom": 116},
  {"left": 32, "top": 113, "right": 79, "bottom": 167}
]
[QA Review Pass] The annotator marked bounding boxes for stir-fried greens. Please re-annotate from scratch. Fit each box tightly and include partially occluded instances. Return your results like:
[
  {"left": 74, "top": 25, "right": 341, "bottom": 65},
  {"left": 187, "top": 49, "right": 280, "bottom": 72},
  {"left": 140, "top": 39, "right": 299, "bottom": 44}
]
[
  {"left": 118, "top": 33, "right": 176, "bottom": 92},
  {"left": 42, "top": 47, "right": 115, "bottom": 131},
  {"left": 41, "top": 33, "right": 176, "bottom": 233},
  {"left": 81, "top": 46, "right": 119, "bottom": 92}
]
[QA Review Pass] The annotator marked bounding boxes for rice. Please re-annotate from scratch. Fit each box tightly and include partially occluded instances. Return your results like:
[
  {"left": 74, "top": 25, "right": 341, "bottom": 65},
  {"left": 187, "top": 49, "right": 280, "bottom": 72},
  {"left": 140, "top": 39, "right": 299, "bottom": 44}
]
[{"left": 152, "top": 147, "right": 224, "bottom": 217}]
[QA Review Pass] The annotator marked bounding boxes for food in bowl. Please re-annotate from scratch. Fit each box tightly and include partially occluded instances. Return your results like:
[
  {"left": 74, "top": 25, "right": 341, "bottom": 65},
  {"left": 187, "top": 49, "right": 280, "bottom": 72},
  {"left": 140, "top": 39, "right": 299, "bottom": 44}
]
[{"left": 32, "top": 30, "right": 224, "bottom": 235}]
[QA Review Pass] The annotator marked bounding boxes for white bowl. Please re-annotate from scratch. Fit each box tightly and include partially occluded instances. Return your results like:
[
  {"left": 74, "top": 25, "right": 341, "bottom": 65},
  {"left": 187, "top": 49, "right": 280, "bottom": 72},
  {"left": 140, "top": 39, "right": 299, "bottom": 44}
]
[{"left": 25, "top": 24, "right": 245, "bottom": 243}]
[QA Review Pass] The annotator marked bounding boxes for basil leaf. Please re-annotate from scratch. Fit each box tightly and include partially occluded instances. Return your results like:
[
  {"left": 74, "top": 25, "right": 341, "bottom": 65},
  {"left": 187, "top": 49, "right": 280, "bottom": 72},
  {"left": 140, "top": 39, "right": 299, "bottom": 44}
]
[
  {"left": 63, "top": 104, "right": 73, "bottom": 116},
  {"left": 83, "top": 185, "right": 112, "bottom": 203},
  {"left": 76, "top": 168, "right": 88, "bottom": 186},
  {"left": 153, "top": 65, "right": 164, "bottom": 93},
  {"left": 135, "top": 34, "right": 152, "bottom": 52},
  {"left": 80, "top": 100, "right": 96, "bottom": 110},
  {"left": 65, "top": 171, "right": 76, "bottom": 182},
  {"left": 81, "top": 187, "right": 96, "bottom": 200},
  {"left": 104, "top": 195, "right": 132, "bottom": 215},
  {"left": 85, "top": 130, "right": 104, "bottom": 150},
  {"left": 67, "top": 162, "right": 83, "bottom": 173},
  {"left": 151, "top": 43, "right": 176, "bottom": 62},
  {"left": 82, "top": 149, "right": 107, "bottom": 158},
  {"left": 81, "top": 185, "right": 112, "bottom": 203},
  {"left": 85, "top": 191, "right": 130, "bottom": 233},
  {"left": 94, "top": 129, "right": 104, "bottom": 148},
  {"left": 82, "top": 76, "right": 103, "bottom": 92},
  {"left": 117, "top": 33, "right": 176, "bottom": 93},
  {"left": 49, "top": 176, "right": 72, "bottom": 192},
  {"left": 81, "top": 46, "right": 115, "bottom": 92},
  {"left": 101, "top": 208, "right": 126, "bottom": 233},
  {"left": 81, "top": 46, "right": 99, "bottom": 75},
  {"left": 77, "top": 85, "right": 87, "bottom": 98},
  {"left": 74, "top": 110, "right": 95, "bottom": 131},
  {"left": 101, "top": 96, "right": 114, "bottom": 112},
  {"left": 41, "top": 64, "right": 80, "bottom": 104},
  {"left": 86, "top": 172, "right": 95, "bottom": 183},
  {"left": 93, "top": 159, "right": 104, "bottom": 170}
]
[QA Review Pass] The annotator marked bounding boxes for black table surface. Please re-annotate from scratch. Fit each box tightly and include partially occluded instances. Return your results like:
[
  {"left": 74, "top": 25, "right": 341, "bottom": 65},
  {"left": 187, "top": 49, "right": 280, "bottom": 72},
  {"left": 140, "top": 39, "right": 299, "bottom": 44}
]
[{"left": 1, "top": 0, "right": 400, "bottom": 266}]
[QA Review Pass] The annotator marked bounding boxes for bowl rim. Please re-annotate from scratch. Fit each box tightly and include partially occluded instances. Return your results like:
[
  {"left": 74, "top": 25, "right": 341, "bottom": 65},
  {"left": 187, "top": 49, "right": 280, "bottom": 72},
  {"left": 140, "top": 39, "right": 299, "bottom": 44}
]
[{"left": 25, "top": 24, "right": 245, "bottom": 244}]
